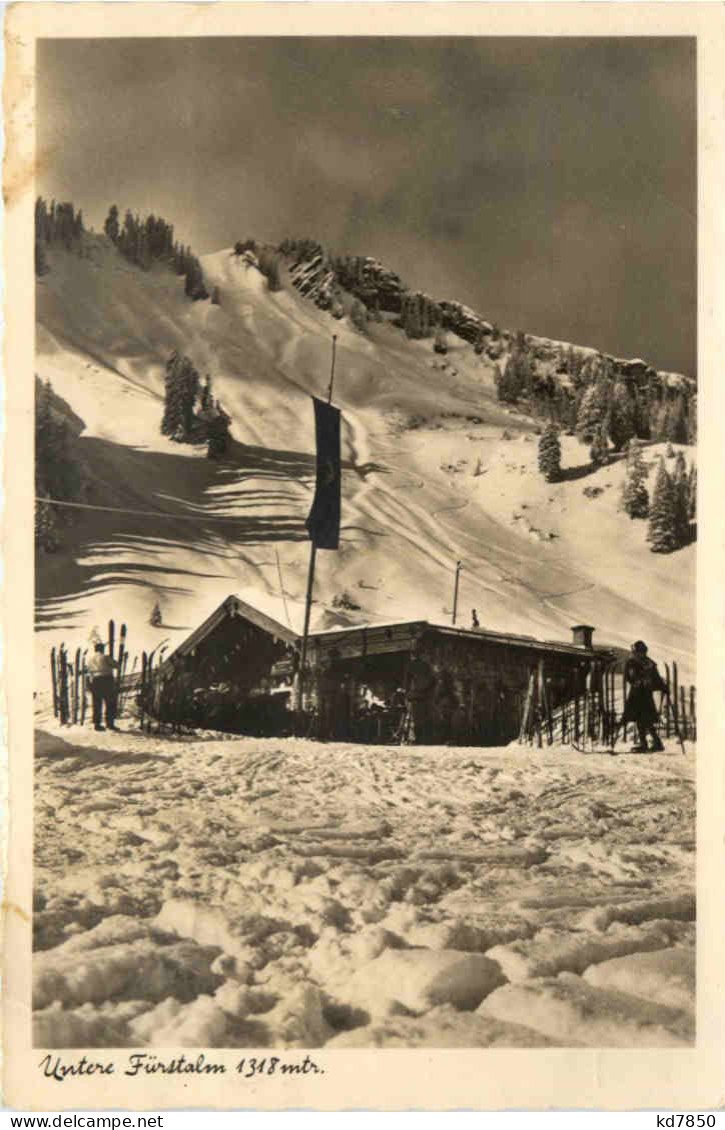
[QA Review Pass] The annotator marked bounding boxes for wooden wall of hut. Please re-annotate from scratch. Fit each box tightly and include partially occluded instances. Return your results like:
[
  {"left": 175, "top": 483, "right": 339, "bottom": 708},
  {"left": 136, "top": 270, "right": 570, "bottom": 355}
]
[
  {"left": 155, "top": 616, "right": 297, "bottom": 734},
  {"left": 306, "top": 628, "right": 596, "bottom": 746},
  {"left": 420, "top": 632, "right": 592, "bottom": 746}
]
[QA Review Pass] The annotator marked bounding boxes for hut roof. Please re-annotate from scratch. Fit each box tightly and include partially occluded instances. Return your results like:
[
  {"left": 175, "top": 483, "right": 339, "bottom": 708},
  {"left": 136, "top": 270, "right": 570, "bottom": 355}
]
[
  {"left": 171, "top": 593, "right": 299, "bottom": 659},
  {"left": 169, "top": 596, "right": 605, "bottom": 665},
  {"left": 310, "top": 618, "right": 603, "bottom": 659}
]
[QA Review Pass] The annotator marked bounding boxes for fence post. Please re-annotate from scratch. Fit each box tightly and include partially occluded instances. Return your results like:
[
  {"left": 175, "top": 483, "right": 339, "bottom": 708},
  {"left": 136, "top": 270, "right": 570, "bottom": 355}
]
[
  {"left": 140, "top": 651, "right": 148, "bottom": 731},
  {"left": 50, "top": 647, "right": 59, "bottom": 718},
  {"left": 690, "top": 685, "right": 696, "bottom": 741},
  {"left": 59, "top": 646, "right": 69, "bottom": 725}
]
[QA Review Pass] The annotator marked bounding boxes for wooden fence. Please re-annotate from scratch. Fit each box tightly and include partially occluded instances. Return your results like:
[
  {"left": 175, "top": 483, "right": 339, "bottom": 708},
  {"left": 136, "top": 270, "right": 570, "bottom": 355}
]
[
  {"left": 49, "top": 619, "right": 131, "bottom": 726},
  {"left": 519, "top": 657, "right": 696, "bottom": 749}
]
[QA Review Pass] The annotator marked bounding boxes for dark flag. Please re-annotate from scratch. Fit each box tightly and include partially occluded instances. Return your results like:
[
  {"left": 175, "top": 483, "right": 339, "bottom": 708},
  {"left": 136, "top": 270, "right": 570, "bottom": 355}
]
[{"left": 305, "top": 396, "right": 341, "bottom": 550}]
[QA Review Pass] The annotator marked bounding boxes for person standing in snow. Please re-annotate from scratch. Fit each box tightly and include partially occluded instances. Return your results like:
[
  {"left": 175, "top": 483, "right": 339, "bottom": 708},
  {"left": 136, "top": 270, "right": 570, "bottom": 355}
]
[
  {"left": 621, "top": 640, "right": 667, "bottom": 752},
  {"left": 86, "top": 641, "right": 119, "bottom": 732}
]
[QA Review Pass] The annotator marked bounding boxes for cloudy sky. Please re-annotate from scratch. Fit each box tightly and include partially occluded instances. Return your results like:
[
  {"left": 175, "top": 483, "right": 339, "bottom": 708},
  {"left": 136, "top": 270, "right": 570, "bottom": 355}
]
[{"left": 38, "top": 37, "right": 696, "bottom": 373}]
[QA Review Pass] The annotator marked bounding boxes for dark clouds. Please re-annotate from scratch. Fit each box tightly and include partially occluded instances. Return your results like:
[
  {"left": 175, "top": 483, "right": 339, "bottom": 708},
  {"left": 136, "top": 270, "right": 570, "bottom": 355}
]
[{"left": 38, "top": 37, "right": 695, "bottom": 373}]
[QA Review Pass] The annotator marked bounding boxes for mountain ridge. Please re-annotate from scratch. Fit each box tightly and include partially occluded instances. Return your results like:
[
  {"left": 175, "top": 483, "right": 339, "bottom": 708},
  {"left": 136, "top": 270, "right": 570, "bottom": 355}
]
[{"left": 34, "top": 230, "right": 696, "bottom": 690}]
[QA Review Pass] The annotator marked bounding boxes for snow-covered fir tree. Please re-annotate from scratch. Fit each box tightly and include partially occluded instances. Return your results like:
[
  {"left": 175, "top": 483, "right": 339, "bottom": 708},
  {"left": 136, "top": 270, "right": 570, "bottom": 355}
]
[
  {"left": 184, "top": 255, "right": 208, "bottom": 301},
  {"left": 647, "top": 458, "right": 679, "bottom": 553},
  {"left": 621, "top": 441, "right": 649, "bottom": 519},
  {"left": 687, "top": 463, "right": 697, "bottom": 524},
  {"left": 537, "top": 422, "right": 562, "bottom": 482},
  {"left": 589, "top": 424, "right": 609, "bottom": 466},
  {"left": 672, "top": 450, "right": 690, "bottom": 547},
  {"left": 576, "top": 380, "right": 610, "bottom": 446},
  {"left": 161, "top": 353, "right": 200, "bottom": 439},
  {"left": 207, "top": 404, "right": 231, "bottom": 460},
  {"left": 608, "top": 382, "right": 636, "bottom": 451},
  {"left": 200, "top": 376, "right": 213, "bottom": 412}
]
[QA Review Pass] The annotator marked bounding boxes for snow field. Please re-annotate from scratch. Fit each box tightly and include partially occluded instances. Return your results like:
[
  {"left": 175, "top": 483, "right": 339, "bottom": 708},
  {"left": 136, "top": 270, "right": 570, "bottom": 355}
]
[{"left": 34, "top": 721, "right": 695, "bottom": 1048}]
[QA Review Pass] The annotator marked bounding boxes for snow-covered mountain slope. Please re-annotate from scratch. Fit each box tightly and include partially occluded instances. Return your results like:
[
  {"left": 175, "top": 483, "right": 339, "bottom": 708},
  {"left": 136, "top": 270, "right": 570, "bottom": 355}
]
[{"left": 35, "top": 237, "right": 695, "bottom": 684}]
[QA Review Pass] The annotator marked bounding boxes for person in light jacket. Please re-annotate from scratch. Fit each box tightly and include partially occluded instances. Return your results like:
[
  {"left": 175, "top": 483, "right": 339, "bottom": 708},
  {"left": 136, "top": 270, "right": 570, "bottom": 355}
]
[{"left": 86, "top": 642, "right": 119, "bottom": 732}]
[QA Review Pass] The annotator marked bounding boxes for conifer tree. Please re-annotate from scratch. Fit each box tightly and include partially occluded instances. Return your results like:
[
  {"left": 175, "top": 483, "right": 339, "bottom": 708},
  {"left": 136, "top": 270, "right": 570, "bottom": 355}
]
[
  {"left": 35, "top": 500, "right": 60, "bottom": 553},
  {"left": 173, "top": 243, "right": 187, "bottom": 276},
  {"left": 184, "top": 256, "right": 208, "bottom": 301},
  {"left": 137, "top": 226, "right": 151, "bottom": 270},
  {"left": 687, "top": 463, "right": 697, "bottom": 524},
  {"left": 608, "top": 382, "right": 636, "bottom": 451},
  {"left": 401, "top": 294, "right": 420, "bottom": 338},
  {"left": 200, "top": 376, "right": 213, "bottom": 412},
  {"left": 576, "top": 380, "right": 611, "bottom": 445},
  {"left": 687, "top": 394, "right": 697, "bottom": 443},
  {"left": 103, "top": 204, "right": 120, "bottom": 243},
  {"left": 161, "top": 353, "right": 185, "bottom": 437},
  {"left": 538, "top": 422, "right": 562, "bottom": 482},
  {"left": 497, "top": 357, "right": 521, "bottom": 403},
  {"left": 161, "top": 353, "right": 201, "bottom": 438},
  {"left": 179, "top": 356, "right": 200, "bottom": 433},
  {"left": 647, "top": 458, "right": 679, "bottom": 553},
  {"left": 664, "top": 394, "right": 688, "bottom": 444},
  {"left": 150, "top": 602, "right": 163, "bottom": 627},
  {"left": 35, "top": 379, "right": 85, "bottom": 551},
  {"left": 672, "top": 450, "right": 690, "bottom": 546},
  {"left": 621, "top": 442, "right": 649, "bottom": 519},
  {"left": 589, "top": 424, "right": 609, "bottom": 466},
  {"left": 207, "top": 405, "right": 231, "bottom": 460}
]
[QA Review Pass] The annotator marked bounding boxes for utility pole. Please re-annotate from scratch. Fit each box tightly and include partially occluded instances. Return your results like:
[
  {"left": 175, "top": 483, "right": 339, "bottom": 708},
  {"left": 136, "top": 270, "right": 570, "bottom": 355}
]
[{"left": 452, "top": 560, "right": 462, "bottom": 626}]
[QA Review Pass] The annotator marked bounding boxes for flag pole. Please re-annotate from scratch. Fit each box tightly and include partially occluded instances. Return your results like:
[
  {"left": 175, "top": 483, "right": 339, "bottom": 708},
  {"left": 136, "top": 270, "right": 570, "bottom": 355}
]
[
  {"left": 327, "top": 334, "right": 337, "bottom": 404},
  {"left": 452, "top": 560, "right": 462, "bottom": 625},
  {"left": 298, "top": 543, "right": 317, "bottom": 724},
  {"left": 298, "top": 336, "right": 338, "bottom": 730}
]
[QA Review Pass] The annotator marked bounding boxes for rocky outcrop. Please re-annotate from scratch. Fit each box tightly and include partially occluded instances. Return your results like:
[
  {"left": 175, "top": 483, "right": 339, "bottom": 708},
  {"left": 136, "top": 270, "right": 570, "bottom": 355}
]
[
  {"left": 280, "top": 241, "right": 695, "bottom": 394},
  {"left": 437, "top": 300, "right": 493, "bottom": 345}
]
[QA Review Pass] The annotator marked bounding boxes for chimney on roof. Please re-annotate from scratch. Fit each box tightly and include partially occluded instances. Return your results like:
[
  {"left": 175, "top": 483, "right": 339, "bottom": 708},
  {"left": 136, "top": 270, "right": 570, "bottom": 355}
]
[{"left": 571, "top": 624, "right": 595, "bottom": 649}]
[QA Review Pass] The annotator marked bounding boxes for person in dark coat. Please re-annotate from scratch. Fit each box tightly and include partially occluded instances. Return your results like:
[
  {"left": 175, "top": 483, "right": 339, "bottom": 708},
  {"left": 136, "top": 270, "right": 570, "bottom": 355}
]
[
  {"left": 86, "top": 642, "right": 119, "bottom": 732},
  {"left": 621, "top": 640, "right": 667, "bottom": 752}
]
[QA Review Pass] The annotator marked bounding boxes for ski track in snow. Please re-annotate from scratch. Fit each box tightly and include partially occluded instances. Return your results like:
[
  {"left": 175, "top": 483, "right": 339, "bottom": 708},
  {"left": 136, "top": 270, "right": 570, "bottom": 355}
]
[{"left": 33, "top": 720, "right": 695, "bottom": 1049}]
